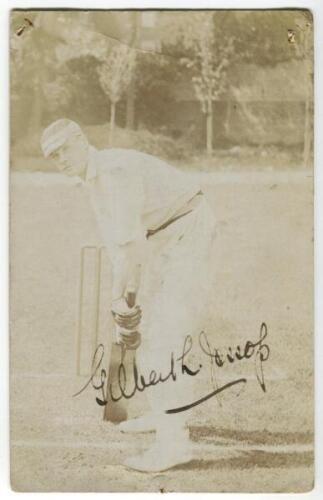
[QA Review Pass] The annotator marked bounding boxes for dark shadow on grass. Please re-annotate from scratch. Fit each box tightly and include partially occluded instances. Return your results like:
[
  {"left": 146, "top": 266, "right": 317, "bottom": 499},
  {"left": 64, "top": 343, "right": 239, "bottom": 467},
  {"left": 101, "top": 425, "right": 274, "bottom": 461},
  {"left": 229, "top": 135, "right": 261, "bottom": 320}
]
[
  {"left": 190, "top": 425, "right": 313, "bottom": 446},
  {"left": 172, "top": 450, "right": 314, "bottom": 472}
]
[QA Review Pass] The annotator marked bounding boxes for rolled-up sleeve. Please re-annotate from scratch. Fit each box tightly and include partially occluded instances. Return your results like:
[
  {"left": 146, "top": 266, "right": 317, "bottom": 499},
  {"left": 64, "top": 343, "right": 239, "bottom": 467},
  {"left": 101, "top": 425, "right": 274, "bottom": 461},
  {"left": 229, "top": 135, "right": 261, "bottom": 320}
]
[{"left": 108, "top": 166, "right": 146, "bottom": 246}]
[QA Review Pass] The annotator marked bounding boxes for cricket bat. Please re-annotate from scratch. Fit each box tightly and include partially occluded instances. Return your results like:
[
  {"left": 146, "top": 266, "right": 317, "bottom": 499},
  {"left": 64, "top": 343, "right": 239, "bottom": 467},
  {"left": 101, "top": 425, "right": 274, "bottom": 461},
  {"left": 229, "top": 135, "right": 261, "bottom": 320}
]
[{"left": 103, "top": 290, "right": 137, "bottom": 423}]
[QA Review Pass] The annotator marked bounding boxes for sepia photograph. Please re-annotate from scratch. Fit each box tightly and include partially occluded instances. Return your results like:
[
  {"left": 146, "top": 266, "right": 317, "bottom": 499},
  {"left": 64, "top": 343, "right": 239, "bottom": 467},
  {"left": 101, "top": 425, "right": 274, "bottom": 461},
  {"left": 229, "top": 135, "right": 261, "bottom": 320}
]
[{"left": 10, "top": 8, "right": 314, "bottom": 492}]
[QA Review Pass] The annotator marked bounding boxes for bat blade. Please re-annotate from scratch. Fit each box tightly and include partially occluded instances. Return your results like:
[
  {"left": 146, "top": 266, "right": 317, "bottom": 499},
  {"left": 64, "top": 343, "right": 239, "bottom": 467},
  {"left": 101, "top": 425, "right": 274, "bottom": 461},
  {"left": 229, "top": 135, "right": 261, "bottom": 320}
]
[
  {"left": 103, "top": 289, "right": 137, "bottom": 423},
  {"left": 103, "top": 343, "right": 135, "bottom": 423}
]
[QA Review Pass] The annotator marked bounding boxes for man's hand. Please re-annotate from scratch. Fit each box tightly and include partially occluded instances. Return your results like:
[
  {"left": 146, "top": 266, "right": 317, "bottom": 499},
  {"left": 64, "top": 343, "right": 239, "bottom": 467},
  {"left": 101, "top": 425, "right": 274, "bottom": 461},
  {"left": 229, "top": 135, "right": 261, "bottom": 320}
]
[
  {"left": 115, "top": 326, "right": 141, "bottom": 350},
  {"left": 111, "top": 297, "right": 142, "bottom": 330}
]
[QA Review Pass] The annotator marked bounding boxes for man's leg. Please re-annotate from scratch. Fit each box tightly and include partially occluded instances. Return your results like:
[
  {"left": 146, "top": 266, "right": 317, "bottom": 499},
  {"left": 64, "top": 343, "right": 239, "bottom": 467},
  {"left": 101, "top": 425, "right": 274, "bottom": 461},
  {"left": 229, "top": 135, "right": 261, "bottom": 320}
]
[
  {"left": 123, "top": 298, "right": 198, "bottom": 472},
  {"left": 123, "top": 199, "right": 216, "bottom": 471}
]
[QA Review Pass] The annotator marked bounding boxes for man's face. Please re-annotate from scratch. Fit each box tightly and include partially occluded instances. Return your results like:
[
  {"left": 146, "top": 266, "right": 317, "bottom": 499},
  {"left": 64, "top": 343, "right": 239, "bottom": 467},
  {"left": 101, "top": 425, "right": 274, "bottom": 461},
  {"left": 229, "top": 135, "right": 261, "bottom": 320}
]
[{"left": 50, "top": 134, "right": 88, "bottom": 178}]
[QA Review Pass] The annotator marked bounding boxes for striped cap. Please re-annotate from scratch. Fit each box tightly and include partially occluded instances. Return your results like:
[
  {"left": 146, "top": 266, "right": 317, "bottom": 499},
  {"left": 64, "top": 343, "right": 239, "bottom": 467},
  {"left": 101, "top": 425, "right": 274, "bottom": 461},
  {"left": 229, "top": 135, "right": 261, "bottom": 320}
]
[{"left": 40, "top": 119, "right": 83, "bottom": 158}]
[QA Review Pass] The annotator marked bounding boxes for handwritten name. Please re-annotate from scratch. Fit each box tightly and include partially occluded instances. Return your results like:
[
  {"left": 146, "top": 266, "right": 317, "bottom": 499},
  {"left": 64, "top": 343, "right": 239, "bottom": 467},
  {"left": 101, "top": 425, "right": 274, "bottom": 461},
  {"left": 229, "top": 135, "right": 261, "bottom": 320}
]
[{"left": 73, "top": 322, "right": 270, "bottom": 413}]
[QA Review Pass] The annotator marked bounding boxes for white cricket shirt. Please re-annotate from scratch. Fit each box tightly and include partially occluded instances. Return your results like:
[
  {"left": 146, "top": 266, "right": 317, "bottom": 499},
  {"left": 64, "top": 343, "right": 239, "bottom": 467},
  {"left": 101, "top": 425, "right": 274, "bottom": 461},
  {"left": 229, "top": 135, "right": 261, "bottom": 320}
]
[{"left": 82, "top": 146, "right": 201, "bottom": 249}]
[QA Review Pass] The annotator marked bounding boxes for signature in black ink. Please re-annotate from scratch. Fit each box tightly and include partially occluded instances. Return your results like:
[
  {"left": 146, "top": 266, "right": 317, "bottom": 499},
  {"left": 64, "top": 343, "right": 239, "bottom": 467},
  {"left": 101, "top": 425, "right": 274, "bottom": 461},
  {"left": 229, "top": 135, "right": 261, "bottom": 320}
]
[
  {"left": 73, "top": 322, "right": 270, "bottom": 413},
  {"left": 199, "top": 322, "right": 270, "bottom": 392},
  {"left": 73, "top": 333, "right": 201, "bottom": 407}
]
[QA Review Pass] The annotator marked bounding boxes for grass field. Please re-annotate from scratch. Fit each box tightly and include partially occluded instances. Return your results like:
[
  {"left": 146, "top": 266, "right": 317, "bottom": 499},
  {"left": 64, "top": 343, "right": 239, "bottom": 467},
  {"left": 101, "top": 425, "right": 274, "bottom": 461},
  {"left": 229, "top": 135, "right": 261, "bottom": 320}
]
[{"left": 10, "top": 168, "right": 314, "bottom": 492}]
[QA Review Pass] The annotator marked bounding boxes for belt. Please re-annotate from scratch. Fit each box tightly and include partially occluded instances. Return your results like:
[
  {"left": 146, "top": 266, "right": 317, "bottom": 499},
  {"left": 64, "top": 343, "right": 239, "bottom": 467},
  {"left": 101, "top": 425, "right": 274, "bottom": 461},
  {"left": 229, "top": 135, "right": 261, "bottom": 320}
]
[{"left": 146, "top": 190, "right": 203, "bottom": 239}]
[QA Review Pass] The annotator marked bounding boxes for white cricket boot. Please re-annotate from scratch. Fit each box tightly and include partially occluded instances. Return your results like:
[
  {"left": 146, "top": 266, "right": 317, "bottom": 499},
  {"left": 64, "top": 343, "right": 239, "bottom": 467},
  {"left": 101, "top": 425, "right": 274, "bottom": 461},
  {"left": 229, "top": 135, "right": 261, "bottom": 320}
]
[
  {"left": 117, "top": 413, "right": 156, "bottom": 433},
  {"left": 123, "top": 418, "right": 193, "bottom": 472}
]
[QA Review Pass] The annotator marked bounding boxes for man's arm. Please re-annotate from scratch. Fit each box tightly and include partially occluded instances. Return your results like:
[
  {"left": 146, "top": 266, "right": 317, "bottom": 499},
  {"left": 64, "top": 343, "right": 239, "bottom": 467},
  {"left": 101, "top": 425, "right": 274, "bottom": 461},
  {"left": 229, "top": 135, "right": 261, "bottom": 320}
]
[
  {"left": 107, "top": 166, "right": 146, "bottom": 331},
  {"left": 111, "top": 238, "right": 144, "bottom": 301},
  {"left": 110, "top": 239, "right": 144, "bottom": 341}
]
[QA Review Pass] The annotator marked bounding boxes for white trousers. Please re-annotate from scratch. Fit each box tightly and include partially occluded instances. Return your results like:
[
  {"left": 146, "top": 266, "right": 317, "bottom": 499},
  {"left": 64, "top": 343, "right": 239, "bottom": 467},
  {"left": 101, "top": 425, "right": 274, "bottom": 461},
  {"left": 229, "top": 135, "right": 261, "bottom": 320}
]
[{"left": 137, "top": 196, "right": 217, "bottom": 423}]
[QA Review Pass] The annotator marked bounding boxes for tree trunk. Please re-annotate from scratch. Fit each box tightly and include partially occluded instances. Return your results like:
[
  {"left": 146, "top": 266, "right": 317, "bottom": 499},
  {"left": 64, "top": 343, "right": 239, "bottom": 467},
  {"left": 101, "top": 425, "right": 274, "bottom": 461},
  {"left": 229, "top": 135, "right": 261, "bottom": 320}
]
[
  {"left": 224, "top": 101, "right": 232, "bottom": 137},
  {"left": 126, "top": 83, "right": 135, "bottom": 130},
  {"left": 109, "top": 101, "right": 116, "bottom": 145},
  {"left": 126, "top": 12, "right": 140, "bottom": 129},
  {"left": 206, "top": 109, "right": 213, "bottom": 158}
]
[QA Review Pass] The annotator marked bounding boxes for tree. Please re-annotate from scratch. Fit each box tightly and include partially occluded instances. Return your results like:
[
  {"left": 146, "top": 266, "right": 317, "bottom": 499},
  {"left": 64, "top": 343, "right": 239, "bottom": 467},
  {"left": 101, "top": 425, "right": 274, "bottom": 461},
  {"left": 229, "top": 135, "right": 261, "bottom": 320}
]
[
  {"left": 11, "top": 11, "right": 97, "bottom": 140},
  {"left": 135, "top": 51, "right": 180, "bottom": 131},
  {"left": 10, "top": 12, "right": 65, "bottom": 137},
  {"left": 161, "top": 11, "right": 234, "bottom": 157},
  {"left": 125, "top": 12, "right": 141, "bottom": 129},
  {"left": 98, "top": 44, "right": 136, "bottom": 144},
  {"left": 63, "top": 56, "right": 108, "bottom": 125}
]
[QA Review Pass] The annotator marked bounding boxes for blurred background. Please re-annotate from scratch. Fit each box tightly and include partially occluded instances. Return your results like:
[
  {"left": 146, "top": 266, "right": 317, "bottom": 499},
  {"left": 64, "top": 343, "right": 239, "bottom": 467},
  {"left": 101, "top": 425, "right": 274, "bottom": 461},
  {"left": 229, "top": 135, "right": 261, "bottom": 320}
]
[{"left": 10, "top": 9, "right": 313, "bottom": 172}]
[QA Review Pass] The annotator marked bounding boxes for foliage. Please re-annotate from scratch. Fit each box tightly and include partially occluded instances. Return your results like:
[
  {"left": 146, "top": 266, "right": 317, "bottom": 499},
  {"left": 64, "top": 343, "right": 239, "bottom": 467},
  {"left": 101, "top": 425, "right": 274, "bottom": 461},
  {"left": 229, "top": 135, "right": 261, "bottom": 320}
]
[
  {"left": 160, "top": 10, "right": 311, "bottom": 66},
  {"left": 159, "top": 12, "right": 236, "bottom": 155},
  {"left": 62, "top": 56, "right": 108, "bottom": 124},
  {"left": 10, "top": 10, "right": 312, "bottom": 161},
  {"left": 98, "top": 44, "right": 136, "bottom": 105},
  {"left": 83, "top": 124, "right": 193, "bottom": 161},
  {"left": 10, "top": 12, "right": 67, "bottom": 134},
  {"left": 178, "top": 12, "right": 234, "bottom": 114},
  {"left": 230, "top": 10, "right": 312, "bottom": 66},
  {"left": 135, "top": 51, "right": 181, "bottom": 129}
]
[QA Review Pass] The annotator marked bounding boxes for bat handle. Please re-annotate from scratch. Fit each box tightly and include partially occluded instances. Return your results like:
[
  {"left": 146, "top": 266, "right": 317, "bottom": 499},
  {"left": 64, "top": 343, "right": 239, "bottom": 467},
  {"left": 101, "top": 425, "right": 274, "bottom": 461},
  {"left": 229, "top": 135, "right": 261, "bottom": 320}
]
[{"left": 125, "top": 288, "right": 136, "bottom": 308}]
